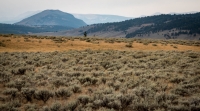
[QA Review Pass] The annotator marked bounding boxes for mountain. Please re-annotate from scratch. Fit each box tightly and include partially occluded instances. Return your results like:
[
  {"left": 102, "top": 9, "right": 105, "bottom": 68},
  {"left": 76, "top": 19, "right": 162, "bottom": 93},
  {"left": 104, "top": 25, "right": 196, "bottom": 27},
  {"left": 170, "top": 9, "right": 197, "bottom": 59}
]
[
  {"left": 35, "top": 13, "right": 200, "bottom": 40},
  {"left": 15, "top": 10, "right": 87, "bottom": 28},
  {"left": 73, "top": 14, "right": 133, "bottom": 25}
]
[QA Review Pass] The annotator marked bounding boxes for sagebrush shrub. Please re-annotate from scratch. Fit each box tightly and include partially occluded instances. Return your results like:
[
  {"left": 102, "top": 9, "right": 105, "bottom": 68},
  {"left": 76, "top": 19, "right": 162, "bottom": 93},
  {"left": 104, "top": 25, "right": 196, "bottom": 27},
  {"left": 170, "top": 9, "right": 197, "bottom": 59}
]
[
  {"left": 125, "top": 42, "right": 133, "bottom": 48},
  {"left": 34, "top": 89, "right": 54, "bottom": 103},
  {"left": 50, "top": 102, "right": 61, "bottom": 111},
  {"left": 21, "top": 88, "right": 35, "bottom": 102},
  {"left": 52, "top": 79, "right": 64, "bottom": 88},
  {"left": 0, "top": 101, "right": 20, "bottom": 111},
  {"left": 78, "top": 95, "right": 90, "bottom": 105},
  {"left": 0, "top": 41, "right": 6, "bottom": 47},
  {"left": 55, "top": 87, "right": 72, "bottom": 98},
  {"left": 3, "top": 88, "right": 18, "bottom": 100},
  {"left": 24, "top": 104, "right": 38, "bottom": 111},
  {"left": 71, "top": 85, "right": 82, "bottom": 93},
  {"left": 64, "top": 101, "right": 78, "bottom": 111}
]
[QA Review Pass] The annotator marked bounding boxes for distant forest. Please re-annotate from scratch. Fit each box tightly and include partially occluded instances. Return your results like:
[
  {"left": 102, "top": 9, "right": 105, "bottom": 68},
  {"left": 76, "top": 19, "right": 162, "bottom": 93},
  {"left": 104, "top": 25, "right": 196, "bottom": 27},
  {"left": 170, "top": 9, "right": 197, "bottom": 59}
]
[
  {"left": 1, "top": 13, "right": 200, "bottom": 38},
  {"left": 87, "top": 13, "right": 200, "bottom": 38},
  {"left": 0, "top": 24, "right": 73, "bottom": 34}
]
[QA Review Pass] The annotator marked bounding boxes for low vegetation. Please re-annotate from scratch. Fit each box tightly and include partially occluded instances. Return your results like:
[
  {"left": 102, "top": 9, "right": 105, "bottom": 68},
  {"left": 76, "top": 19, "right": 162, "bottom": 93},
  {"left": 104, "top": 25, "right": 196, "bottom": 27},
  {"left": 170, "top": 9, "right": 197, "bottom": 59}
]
[
  {"left": 0, "top": 34, "right": 200, "bottom": 52},
  {"left": 0, "top": 34, "right": 200, "bottom": 110}
]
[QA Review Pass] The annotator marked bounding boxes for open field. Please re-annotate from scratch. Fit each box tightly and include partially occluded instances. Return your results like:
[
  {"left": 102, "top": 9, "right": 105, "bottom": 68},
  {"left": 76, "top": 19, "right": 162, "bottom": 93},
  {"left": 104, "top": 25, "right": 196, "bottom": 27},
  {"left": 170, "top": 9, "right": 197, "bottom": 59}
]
[
  {"left": 0, "top": 35, "right": 200, "bottom": 52},
  {"left": 0, "top": 35, "right": 200, "bottom": 111}
]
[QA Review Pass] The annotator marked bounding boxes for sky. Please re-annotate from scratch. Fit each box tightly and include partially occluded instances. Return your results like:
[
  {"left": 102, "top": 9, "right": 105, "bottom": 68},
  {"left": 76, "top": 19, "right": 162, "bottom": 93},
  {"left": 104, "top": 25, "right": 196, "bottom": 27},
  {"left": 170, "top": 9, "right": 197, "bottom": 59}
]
[{"left": 0, "top": 0, "right": 200, "bottom": 22}]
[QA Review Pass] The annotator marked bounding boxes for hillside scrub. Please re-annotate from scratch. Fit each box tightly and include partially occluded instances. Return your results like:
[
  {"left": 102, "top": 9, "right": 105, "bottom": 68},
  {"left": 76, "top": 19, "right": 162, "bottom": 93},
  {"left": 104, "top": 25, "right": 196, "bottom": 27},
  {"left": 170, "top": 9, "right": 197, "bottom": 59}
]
[{"left": 0, "top": 49, "right": 200, "bottom": 110}]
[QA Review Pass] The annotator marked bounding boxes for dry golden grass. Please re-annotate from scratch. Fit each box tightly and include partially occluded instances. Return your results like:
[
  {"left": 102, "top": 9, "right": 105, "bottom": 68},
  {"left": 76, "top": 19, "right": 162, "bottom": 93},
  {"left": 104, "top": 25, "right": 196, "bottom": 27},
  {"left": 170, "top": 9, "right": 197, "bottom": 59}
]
[{"left": 0, "top": 36, "right": 200, "bottom": 52}]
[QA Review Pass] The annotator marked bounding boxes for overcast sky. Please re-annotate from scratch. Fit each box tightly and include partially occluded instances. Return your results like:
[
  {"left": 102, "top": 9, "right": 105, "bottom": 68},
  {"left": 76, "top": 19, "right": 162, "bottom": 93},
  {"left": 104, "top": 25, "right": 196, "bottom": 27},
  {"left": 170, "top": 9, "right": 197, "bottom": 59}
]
[{"left": 0, "top": 0, "right": 200, "bottom": 19}]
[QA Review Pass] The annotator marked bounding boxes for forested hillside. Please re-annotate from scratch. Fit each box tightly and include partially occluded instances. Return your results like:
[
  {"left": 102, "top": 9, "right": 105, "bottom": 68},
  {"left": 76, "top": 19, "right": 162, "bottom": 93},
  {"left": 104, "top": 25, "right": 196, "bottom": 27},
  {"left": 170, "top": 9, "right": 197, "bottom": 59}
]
[
  {"left": 0, "top": 24, "right": 73, "bottom": 34},
  {"left": 86, "top": 13, "right": 200, "bottom": 38}
]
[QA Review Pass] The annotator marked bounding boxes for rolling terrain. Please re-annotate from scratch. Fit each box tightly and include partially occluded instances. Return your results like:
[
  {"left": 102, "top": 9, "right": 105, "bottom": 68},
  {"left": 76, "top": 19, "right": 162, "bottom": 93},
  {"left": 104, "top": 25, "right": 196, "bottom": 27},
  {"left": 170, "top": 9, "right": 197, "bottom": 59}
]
[
  {"left": 1, "top": 11, "right": 200, "bottom": 40},
  {"left": 36, "top": 13, "right": 200, "bottom": 40}
]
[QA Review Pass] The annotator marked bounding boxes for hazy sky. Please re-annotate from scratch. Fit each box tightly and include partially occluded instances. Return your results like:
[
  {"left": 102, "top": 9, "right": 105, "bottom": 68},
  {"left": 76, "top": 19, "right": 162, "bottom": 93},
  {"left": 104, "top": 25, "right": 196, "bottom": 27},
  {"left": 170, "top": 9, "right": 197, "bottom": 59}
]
[{"left": 0, "top": 0, "right": 200, "bottom": 19}]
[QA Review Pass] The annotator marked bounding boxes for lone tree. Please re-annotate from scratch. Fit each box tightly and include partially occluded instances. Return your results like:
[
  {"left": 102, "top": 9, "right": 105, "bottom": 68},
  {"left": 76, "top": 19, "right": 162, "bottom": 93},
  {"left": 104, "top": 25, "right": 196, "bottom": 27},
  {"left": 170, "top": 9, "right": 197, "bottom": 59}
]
[{"left": 84, "top": 31, "right": 87, "bottom": 37}]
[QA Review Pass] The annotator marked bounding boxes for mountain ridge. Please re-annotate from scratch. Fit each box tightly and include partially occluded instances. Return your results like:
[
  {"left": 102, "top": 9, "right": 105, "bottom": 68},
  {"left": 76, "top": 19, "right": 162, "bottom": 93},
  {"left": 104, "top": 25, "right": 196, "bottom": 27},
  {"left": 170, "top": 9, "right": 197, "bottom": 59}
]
[
  {"left": 15, "top": 10, "right": 87, "bottom": 28},
  {"left": 73, "top": 14, "right": 132, "bottom": 25}
]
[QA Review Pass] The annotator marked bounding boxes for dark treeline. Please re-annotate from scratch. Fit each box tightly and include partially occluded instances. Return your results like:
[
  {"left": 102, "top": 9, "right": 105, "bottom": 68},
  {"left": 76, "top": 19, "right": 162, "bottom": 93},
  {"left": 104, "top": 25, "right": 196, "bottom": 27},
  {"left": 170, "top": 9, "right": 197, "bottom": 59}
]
[
  {"left": 86, "top": 13, "right": 200, "bottom": 38},
  {"left": 0, "top": 24, "right": 73, "bottom": 34}
]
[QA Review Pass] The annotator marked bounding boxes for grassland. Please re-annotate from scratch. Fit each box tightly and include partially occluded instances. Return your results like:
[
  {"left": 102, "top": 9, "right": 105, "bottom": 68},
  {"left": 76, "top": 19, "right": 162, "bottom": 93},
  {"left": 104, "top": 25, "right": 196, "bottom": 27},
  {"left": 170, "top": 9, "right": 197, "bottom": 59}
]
[{"left": 0, "top": 34, "right": 200, "bottom": 111}]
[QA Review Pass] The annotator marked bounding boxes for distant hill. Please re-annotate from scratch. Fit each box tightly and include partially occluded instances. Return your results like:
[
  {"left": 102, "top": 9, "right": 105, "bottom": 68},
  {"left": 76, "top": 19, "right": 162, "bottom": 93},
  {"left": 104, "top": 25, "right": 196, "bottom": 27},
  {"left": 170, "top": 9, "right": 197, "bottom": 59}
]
[
  {"left": 73, "top": 14, "right": 132, "bottom": 24},
  {"left": 15, "top": 10, "right": 87, "bottom": 28},
  {"left": 0, "top": 23, "right": 73, "bottom": 34},
  {"left": 36, "top": 13, "right": 200, "bottom": 40}
]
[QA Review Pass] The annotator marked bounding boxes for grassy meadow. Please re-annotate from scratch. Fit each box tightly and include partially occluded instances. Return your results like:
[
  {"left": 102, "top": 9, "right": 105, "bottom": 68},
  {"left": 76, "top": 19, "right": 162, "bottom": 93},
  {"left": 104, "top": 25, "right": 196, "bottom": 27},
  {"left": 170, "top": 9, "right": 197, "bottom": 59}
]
[{"left": 0, "top": 34, "right": 200, "bottom": 111}]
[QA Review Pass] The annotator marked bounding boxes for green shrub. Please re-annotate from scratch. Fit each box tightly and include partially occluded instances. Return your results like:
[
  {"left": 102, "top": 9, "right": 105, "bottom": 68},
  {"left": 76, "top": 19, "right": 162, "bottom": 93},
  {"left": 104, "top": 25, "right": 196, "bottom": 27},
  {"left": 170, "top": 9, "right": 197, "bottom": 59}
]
[
  {"left": 107, "top": 100, "right": 121, "bottom": 110},
  {"left": 152, "top": 43, "right": 157, "bottom": 46},
  {"left": 3, "top": 88, "right": 18, "bottom": 99},
  {"left": 173, "top": 87, "right": 190, "bottom": 96},
  {"left": 0, "top": 102, "right": 20, "bottom": 111},
  {"left": 169, "top": 105, "right": 188, "bottom": 111},
  {"left": 0, "top": 41, "right": 6, "bottom": 47},
  {"left": 13, "top": 80, "right": 26, "bottom": 91},
  {"left": 24, "top": 38, "right": 31, "bottom": 42},
  {"left": 118, "top": 94, "right": 133, "bottom": 108},
  {"left": 93, "top": 99, "right": 103, "bottom": 108},
  {"left": 63, "top": 101, "right": 78, "bottom": 111},
  {"left": 38, "top": 40, "right": 42, "bottom": 43},
  {"left": 24, "top": 104, "right": 38, "bottom": 111},
  {"left": 173, "top": 45, "right": 178, "bottom": 48},
  {"left": 78, "top": 95, "right": 90, "bottom": 105},
  {"left": 187, "top": 53, "right": 199, "bottom": 58},
  {"left": 55, "top": 87, "right": 72, "bottom": 98},
  {"left": 52, "top": 79, "right": 64, "bottom": 88},
  {"left": 125, "top": 43, "right": 133, "bottom": 48},
  {"left": 79, "top": 76, "right": 99, "bottom": 85},
  {"left": 0, "top": 71, "right": 10, "bottom": 83},
  {"left": 11, "top": 67, "right": 26, "bottom": 75},
  {"left": 34, "top": 89, "right": 54, "bottom": 103},
  {"left": 170, "top": 77, "right": 185, "bottom": 84},
  {"left": 133, "top": 103, "right": 149, "bottom": 111},
  {"left": 71, "top": 85, "right": 82, "bottom": 93},
  {"left": 21, "top": 88, "right": 35, "bottom": 102},
  {"left": 143, "top": 42, "right": 149, "bottom": 45},
  {"left": 50, "top": 102, "right": 61, "bottom": 111},
  {"left": 101, "top": 77, "right": 107, "bottom": 84},
  {"left": 86, "top": 39, "right": 91, "bottom": 42}
]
